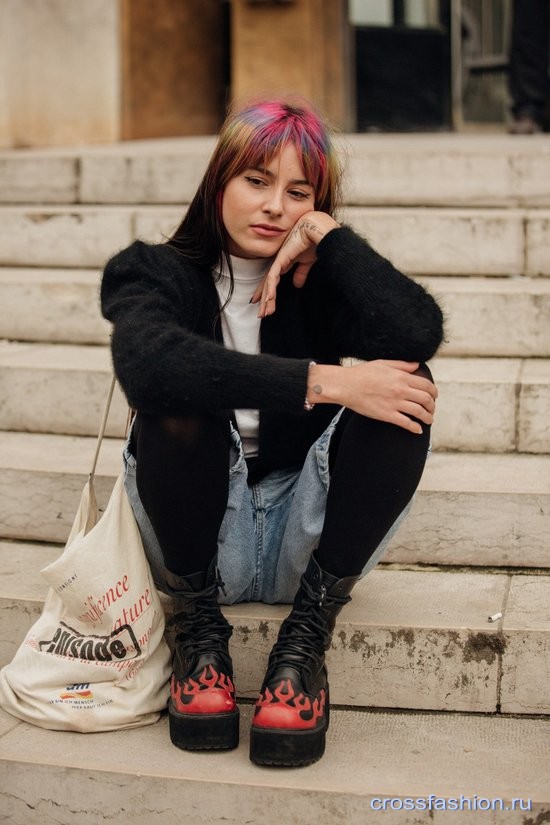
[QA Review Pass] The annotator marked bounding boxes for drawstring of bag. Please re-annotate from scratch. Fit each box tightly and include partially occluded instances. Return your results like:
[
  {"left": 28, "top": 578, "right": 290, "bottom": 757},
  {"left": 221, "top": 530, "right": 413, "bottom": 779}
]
[{"left": 89, "top": 374, "right": 117, "bottom": 484}]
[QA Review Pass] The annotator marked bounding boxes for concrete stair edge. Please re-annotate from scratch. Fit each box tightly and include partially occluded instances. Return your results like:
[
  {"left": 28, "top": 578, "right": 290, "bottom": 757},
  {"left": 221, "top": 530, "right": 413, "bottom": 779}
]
[
  {"left": 3, "top": 271, "right": 550, "bottom": 357},
  {"left": 1, "top": 539, "right": 548, "bottom": 714},
  {"left": 1, "top": 706, "right": 548, "bottom": 825},
  {"left": 2, "top": 133, "right": 550, "bottom": 209},
  {"left": 0, "top": 436, "right": 549, "bottom": 562},
  {"left": 0, "top": 343, "right": 549, "bottom": 453},
  {"left": 1, "top": 205, "right": 550, "bottom": 275}
]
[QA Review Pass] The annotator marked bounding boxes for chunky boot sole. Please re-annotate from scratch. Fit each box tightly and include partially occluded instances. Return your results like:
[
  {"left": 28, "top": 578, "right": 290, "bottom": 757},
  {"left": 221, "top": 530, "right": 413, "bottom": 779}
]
[
  {"left": 249, "top": 721, "right": 326, "bottom": 767},
  {"left": 169, "top": 706, "right": 239, "bottom": 751}
]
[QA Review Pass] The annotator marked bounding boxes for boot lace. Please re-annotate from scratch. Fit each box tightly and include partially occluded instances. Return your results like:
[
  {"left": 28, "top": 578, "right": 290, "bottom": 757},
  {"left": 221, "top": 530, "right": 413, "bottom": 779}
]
[
  {"left": 171, "top": 580, "right": 232, "bottom": 657},
  {"left": 267, "top": 577, "right": 351, "bottom": 679}
]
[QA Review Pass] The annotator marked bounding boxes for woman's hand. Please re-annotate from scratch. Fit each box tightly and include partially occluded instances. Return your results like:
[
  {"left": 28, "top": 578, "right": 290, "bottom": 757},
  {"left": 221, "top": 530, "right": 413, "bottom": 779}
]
[
  {"left": 308, "top": 360, "right": 438, "bottom": 434},
  {"left": 251, "top": 211, "right": 339, "bottom": 318}
]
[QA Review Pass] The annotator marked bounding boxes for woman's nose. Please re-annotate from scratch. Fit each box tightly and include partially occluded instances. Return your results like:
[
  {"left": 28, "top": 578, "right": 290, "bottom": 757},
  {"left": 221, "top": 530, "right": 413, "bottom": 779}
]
[{"left": 262, "top": 189, "right": 283, "bottom": 216}]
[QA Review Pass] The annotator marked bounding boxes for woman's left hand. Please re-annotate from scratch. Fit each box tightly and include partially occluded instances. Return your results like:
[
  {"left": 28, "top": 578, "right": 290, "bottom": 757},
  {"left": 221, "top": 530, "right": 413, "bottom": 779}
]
[{"left": 251, "top": 211, "right": 339, "bottom": 318}]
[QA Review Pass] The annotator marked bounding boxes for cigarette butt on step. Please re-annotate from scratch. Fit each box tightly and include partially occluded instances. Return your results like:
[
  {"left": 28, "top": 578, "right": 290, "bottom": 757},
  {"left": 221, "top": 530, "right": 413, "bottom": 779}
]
[{"left": 488, "top": 612, "right": 503, "bottom": 623}]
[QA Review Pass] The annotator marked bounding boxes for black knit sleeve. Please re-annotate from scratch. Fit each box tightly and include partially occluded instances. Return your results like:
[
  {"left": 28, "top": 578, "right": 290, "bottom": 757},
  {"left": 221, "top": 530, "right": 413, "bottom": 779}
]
[
  {"left": 101, "top": 241, "right": 310, "bottom": 415},
  {"left": 310, "top": 226, "right": 444, "bottom": 362}
]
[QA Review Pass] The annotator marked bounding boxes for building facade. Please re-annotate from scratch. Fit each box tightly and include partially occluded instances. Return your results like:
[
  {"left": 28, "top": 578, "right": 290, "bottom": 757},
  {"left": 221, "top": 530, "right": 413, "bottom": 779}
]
[{"left": 0, "top": 0, "right": 511, "bottom": 149}]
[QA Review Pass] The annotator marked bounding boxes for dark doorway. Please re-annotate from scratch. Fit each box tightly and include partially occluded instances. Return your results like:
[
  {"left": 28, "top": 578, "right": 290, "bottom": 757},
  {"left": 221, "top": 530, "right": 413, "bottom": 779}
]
[{"left": 354, "top": 0, "right": 452, "bottom": 131}]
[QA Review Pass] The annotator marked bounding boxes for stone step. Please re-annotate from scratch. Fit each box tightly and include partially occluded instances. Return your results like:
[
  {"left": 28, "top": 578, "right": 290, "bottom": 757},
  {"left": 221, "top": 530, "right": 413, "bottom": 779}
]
[
  {"left": 420, "top": 275, "right": 550, "bottom": 358},
  {"left": 0, "top": 431, "right": 122, "bottom": 544},
  {"left": 0, "top": 703, "right": 547, "bottom": 824},
  {"left": 1, "top": 133, "right": 550, "bottom": 207},
  {"left": 0, "top": 343, "right": 548, "bottom": 454},
  {"left": 1, "top": 539, "right": 548, "bottom": 714},
  {"left": 3, "top": 269, "right": 549, "bottom": 357},
  {"left": 1, "top": 204, "right": 549, "bottom": 276},
  {"left": 430, "top": 356, "right": 550, "bottom": 455},
  {"left": 0, "top": 342, "right": 129, "bottom": 438},
  {"left": 0, "top": 432, "right": 548, "bottom": 567},
  {"left": 0, "top": 268, "right": 108, "bottom": 344},
  {"left": 387, "top": 451, "right": 550, "bottom": 569},
  {"left": 0, "top": 205, "right": 134, "bottom": 269}
]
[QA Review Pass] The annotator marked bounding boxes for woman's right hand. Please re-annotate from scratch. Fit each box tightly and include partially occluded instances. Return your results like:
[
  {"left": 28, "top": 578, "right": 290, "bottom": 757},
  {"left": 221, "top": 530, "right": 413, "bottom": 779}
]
[
  {"left": 251, "top": 211, "right": 340, "bottom": 318},
  {"left": 308, "top": 360, "right": 438, "bottom": 434}
]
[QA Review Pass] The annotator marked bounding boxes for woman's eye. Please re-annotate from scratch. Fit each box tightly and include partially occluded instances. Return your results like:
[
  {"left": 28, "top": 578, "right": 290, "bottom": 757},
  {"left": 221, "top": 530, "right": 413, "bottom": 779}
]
[
  {"left": 289, "top": 190, "right": 311, "bottom": 200},
  {"left": 244, "top": 176, "right": 265, "bottom": 187}
]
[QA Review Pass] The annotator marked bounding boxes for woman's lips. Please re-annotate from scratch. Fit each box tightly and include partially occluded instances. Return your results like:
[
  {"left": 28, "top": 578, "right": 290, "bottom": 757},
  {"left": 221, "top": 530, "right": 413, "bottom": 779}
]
[{"left": 250, "top": 224, "right": 285, "bottom": 237}]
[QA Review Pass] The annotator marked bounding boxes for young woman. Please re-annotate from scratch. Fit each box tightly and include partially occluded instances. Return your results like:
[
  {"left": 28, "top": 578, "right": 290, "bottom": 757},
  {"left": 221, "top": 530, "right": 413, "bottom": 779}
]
[{"left": 101, "top": 98, "right": 443, "bottom": 768}]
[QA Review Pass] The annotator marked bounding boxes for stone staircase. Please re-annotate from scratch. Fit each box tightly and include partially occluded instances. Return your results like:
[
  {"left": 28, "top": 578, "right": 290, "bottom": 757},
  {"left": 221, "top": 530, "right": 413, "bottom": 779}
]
[{"left": 0, "top": 134, "right": 549, "bottom": 823}]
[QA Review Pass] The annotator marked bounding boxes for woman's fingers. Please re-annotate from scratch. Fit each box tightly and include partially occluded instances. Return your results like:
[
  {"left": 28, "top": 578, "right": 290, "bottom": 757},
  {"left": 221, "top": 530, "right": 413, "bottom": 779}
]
[
  {"left": 379, "top": 360, "right": 438, "bottom": 400},
  {"left": 407, "top": 387, "right": 437, "bottom": 414},
  {"left": 342, "top": 360, "right": 439, "bottom": 433},
  {"left": 292, "top": 260, "right": 314, "bottom": 288},
  {"left": 257, "top": 267, "right": 282, "bottom": 318},
  {"left": 250, "top": 266, "right": 280, "bottom": 314},
  {"left": 254, "top": 255, "right": 314, "bottom": 318},
  {"left": 389, "top": 411, "right": 424, "bottom": 435},
  {"left": 393, "top": 377, "right": 437, "bottom": 424},
  {"left": 378, "top": 404, "right": 430, "bottom": 434},
  {"left": 380, "top": 368, "right": 437, "bottom": 410},
  {"left": 251, "top": 220, "right": 323, "bottom": 315},
  {"left": 399, "top": 400, "right": 434, "bottom": 426},
  {"left": 251, "top": 213, "right": 339, "bottom": 316},
  {"left": 250, "top": 280, "right": 264, "bottom": 305},
  {"left": 410, "top": 375, "right": 438, "bottom": 400}
]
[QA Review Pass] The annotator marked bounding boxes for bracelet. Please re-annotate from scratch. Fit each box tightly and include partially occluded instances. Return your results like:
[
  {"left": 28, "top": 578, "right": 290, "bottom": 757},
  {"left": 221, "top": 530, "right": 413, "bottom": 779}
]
[{"left": 304, "top": 361, "right": 317, "bottom": 412}]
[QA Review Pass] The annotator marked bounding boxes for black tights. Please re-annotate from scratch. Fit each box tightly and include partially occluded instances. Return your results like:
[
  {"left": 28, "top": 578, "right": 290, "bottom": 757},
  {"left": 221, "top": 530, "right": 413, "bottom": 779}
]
[
  {"left": 132, "top": 368, "right": 432, "bottom": 580},
  {"left": 133, "top": 413, "right": 231, "bottom": 576}
]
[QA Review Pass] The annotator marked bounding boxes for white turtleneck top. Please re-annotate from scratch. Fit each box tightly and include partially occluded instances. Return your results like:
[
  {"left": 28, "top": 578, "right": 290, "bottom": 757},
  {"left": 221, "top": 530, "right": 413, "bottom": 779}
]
[{"left": 214, "top": 255, "right": 271, "bottom": 457}]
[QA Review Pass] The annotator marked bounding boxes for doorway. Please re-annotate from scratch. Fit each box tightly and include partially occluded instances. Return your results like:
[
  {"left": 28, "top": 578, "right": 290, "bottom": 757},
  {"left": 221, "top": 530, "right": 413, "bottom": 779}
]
[
  {"left": 351, "top": 0, "right": 452, "bottom": 131},
  {"left": 351, "top": 0, "right": 512, "bottom": 131}
]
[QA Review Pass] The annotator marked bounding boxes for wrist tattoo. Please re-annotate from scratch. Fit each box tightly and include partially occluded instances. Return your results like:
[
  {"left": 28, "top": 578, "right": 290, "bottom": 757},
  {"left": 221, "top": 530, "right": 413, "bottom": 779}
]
[
  {"left": 312, "top": 383, "right": 322, "bottom": 395},
  {"left": 304, "top": 360, "right": 318, "bottom": 412}
]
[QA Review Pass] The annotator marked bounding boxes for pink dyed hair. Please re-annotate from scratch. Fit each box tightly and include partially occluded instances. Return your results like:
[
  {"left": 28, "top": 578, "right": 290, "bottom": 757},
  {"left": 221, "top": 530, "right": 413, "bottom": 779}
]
[
  {"left": 210, "top": 99, "right": 341, "bottom": 214},
  {"left": 169, "top": 98, "right": 342, "bottom": 269}
]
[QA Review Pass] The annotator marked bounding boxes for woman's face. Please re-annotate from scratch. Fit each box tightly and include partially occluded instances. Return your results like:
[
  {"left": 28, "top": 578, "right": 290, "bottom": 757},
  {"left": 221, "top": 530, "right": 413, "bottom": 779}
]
[{"left": 221, "top": 143, "right": 315, "bottom": 259}]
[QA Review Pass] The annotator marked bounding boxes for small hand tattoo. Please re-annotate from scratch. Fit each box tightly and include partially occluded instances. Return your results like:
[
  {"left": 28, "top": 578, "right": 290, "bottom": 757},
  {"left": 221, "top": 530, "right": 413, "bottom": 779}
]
[{"left": 300, "top": 221, "right": 324, "bottom": 239}]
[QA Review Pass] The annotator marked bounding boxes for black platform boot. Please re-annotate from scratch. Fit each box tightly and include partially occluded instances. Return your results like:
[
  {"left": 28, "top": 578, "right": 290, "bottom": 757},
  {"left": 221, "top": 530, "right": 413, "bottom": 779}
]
[
  {"left": 167, "top": 557, "right": 239, "bottom": 751},
  {"left": 250, "top": 554, "right": 359, "bottom": 767}
]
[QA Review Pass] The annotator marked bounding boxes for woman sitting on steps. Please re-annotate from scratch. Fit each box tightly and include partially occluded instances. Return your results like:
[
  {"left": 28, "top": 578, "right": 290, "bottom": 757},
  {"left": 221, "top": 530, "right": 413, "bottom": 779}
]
[{"left": 101, "top": 97, "right": 444, "bottom": 767}]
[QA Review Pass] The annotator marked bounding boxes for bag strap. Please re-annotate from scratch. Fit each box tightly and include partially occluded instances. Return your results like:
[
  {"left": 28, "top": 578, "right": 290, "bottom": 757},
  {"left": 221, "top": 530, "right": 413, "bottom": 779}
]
[{"left": 89, "top": 374, "right": 117, "bottom": 483}]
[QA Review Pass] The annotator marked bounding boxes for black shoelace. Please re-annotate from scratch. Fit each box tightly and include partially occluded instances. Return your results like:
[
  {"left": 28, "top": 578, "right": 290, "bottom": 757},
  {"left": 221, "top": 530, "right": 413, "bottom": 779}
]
[
  {"left": 172, "top": 580, "right": 232, "bottom": 656},
  {"left": 268, "top": 578, "right": 350, "bottom": 679}
]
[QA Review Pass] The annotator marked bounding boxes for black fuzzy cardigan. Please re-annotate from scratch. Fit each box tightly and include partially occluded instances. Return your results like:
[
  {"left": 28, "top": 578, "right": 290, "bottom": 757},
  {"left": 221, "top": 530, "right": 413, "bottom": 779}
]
[{"left": 101, "top": 226, "right": 444, "bottom": 478}]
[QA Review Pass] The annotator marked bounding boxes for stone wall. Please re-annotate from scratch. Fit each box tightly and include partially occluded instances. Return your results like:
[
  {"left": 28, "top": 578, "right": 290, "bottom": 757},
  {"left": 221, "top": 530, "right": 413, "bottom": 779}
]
[
  {"left": 119, "top": 0, "right": 227, "bottom": 140},
  {"left": 0, "top": 0, "right": 226, "bottom": 149},
  {"left": 0, "top": 0, "right": 349, "bottom": 148},
  {"left": 0, "top": 0, "right": 121, "bottom": 148},
  {"left": 231, "top": 0, "right": 352, "bottom": 130}
]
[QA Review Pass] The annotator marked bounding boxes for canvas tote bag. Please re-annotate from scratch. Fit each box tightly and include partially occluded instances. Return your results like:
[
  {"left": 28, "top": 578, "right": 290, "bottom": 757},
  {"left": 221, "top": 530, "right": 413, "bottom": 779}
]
[{"left": 0, "top": 377, "right": 171, "bottom": 731}]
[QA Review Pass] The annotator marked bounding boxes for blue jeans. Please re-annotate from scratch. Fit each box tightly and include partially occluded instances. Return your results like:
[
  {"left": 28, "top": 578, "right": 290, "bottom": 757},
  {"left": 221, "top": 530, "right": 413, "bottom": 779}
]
[{"left": 123, "top": 409, "right": 412, "bottom": 605}]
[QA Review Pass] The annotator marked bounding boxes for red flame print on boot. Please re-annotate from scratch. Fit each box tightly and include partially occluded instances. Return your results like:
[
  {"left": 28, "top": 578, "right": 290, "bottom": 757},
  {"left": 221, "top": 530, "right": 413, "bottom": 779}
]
[
  {"left": 171, "top": 664, "right": 236, "bottom": 715},
  {"left": 253, "top": 678, "right": 326, "bottom": 730},
  {"left": 249, "top": 556, "right": 360, "bottom": 765},
  {"left": 167, "top": 559, "right": 239, "bottom": 750}
]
